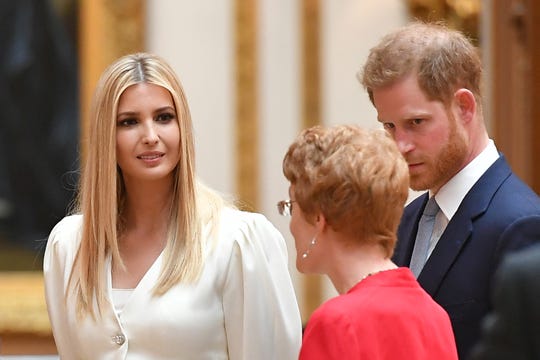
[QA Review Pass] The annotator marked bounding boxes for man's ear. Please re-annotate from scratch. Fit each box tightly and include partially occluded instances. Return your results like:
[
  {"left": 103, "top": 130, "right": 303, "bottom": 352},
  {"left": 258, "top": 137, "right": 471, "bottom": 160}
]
[{"left": 453, "top": 88, "right": 476, "bottom": 124}]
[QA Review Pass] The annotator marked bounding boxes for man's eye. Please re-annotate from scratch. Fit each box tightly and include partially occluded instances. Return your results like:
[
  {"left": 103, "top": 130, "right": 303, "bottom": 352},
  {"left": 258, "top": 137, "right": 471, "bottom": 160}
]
[
  {"left": 382, "top": 123, "right": 395, "bottom": 130},
  {"left": 412, "top": 118, "right": 423, "bottom": 125}
]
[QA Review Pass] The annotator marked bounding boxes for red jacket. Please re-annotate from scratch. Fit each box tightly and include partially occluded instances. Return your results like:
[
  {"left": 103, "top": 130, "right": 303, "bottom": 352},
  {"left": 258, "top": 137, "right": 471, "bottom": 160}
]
[{"left": 300, "top": 268, "right": 457, "bottom": 360}]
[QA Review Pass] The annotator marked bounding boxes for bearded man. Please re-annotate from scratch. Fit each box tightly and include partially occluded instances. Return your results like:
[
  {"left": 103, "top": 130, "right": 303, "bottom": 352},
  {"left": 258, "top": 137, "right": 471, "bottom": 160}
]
[{"left": 360, "top": 22, "right": 540, "bottom": 359}]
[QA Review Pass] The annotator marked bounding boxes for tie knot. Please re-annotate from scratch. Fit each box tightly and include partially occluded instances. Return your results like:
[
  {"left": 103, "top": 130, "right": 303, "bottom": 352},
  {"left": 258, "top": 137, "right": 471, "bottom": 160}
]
[{"left": 423, "top": 197, "right": 439, "bottom": 217}]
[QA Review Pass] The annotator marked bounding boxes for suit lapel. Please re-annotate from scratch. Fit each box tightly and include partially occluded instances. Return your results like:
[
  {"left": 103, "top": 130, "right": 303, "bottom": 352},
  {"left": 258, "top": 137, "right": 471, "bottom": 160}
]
[
  {"left": 394, "top": 193, "right": 428, "bottom": 266},
  {"left": 418, "top": 209, "right": 473, "bottom": 294},
  {"left": 417, "top": 156, "right": 512, "bottom": 295}
]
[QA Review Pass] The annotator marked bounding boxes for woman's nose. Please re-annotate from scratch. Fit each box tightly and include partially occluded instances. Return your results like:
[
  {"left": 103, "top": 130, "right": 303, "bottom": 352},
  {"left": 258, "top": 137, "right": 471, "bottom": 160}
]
[{"left": 142, "top": 123, "right": 159, "bottom": 145}]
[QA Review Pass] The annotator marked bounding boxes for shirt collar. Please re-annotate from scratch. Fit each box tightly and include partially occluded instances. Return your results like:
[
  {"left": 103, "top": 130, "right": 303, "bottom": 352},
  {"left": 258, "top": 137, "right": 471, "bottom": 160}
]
[{"left": 431, "top": 139, "right": 499, "bottom": 220}]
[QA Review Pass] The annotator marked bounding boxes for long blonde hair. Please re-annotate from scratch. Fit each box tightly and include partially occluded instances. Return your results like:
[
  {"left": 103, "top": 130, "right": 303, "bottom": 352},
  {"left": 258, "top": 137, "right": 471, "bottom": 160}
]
[{"left": 70, "top": 53, "right": 225, "bottom": 319}]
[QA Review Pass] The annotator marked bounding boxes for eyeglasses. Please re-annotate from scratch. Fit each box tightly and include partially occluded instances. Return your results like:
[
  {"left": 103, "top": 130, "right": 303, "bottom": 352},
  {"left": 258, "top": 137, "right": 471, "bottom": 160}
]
[{"left": 277, "top": 199, "right": 295, "bottom": 216}]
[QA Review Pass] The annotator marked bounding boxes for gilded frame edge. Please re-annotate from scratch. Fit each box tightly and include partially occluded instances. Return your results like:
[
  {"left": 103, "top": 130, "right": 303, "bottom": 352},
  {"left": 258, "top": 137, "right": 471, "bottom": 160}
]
[{"left": 0, "top": 0, "right": 144, "bottom": 339}]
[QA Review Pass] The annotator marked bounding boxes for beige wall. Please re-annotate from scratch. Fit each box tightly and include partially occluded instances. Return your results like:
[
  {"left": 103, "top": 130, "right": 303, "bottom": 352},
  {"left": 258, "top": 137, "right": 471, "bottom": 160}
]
[{"left": 146, "top": 0, "right": 408, "bottom": 317}]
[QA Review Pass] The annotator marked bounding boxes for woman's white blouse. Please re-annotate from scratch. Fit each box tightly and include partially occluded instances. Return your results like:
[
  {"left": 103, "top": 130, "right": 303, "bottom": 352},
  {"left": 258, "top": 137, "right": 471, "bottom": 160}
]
[
  {"left": 111, "top": 289, "right": 133, "bottom": 315},
  {"left": 44, "top": 208, "right": 302, "bottom": 359}
]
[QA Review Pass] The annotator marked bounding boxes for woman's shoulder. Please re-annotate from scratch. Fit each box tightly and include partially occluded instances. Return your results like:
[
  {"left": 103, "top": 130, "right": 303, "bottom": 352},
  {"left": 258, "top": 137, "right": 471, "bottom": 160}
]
[
  {"left": 47, "top": 214, "right": 83, "bottom": 248},
  {"left": 305, "top": 296, "right": 355, "bottom": 333},
  {"left": 44, "top": 215, "right": 83, "bottom": 272},
  {"left": 215, "top": 207, "right": 285, "bottom": 251},
  {"left": 219, "top": 208, "right": 275, "bottom": 233}
]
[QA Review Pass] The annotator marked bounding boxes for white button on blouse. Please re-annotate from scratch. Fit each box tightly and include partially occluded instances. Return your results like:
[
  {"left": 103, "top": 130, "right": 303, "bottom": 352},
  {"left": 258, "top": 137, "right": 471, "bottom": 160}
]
[{"left": 112, "top": 334, "right": 126, "bottom": 345}]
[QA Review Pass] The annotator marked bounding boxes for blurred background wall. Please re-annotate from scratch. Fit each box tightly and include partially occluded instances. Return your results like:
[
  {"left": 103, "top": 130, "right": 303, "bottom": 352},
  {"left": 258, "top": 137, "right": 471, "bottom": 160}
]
[{"left": 146, "top": 0, "right": 409, "bottom": 321}]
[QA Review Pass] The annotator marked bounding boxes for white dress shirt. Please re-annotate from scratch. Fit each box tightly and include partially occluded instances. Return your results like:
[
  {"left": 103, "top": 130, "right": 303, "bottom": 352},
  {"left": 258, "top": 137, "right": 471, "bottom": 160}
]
[
  {"left": 427, "top": 140, "right": 499, "bottom": 257},
  {"left": 44, "top": 208, "right": 302, "bottom": 360}
]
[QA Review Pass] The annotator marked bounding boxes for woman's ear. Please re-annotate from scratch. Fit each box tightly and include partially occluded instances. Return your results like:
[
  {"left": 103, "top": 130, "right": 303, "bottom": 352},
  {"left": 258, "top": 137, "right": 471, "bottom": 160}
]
[
  {"left": 315, "top": 213, "right": 327, "bottom": 232},
  {"left": 453, "top": 88, "right": 476, "bottom": 124}
]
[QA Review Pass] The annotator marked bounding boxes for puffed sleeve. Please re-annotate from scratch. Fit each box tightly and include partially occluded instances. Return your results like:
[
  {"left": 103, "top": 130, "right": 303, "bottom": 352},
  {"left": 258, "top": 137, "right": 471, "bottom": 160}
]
[
  {"left": 221, "top": 211, "right": 302, "bottom": 360},
  {"left": 43, "top": 215, "right": 82, "bottom": 359}
]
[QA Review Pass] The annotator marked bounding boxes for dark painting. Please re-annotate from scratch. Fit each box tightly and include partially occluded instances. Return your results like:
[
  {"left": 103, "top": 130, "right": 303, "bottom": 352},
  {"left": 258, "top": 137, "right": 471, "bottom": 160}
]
[{"left": 0, "top": 0, "right": 79, "bottom": 270}]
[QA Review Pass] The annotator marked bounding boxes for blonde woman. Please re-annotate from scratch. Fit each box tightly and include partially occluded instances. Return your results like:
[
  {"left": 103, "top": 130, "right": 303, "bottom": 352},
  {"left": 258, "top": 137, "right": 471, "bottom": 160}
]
[
  {"left": 280, "top": 125, "right": 457, "bottom": 359},
  {"left": 44, "top": 53, "right": 301, "bottom": 359}
]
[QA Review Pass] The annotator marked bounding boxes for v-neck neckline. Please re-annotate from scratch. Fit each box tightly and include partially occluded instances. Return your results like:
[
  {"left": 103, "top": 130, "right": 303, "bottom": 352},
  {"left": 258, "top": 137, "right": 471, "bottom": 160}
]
[{"left": 106, "top": 250, "right": 164, "bottom": 313}]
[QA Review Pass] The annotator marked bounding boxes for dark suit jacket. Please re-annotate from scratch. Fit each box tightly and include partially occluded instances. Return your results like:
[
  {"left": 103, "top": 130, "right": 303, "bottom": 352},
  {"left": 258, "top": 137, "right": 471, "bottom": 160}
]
[
  {"left": 469, "top": 243, "right": 540, "bottom": 360},
  {"left": 393, "top": 156, "right": 540, "bottom": 359}
]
